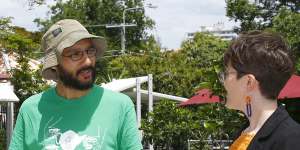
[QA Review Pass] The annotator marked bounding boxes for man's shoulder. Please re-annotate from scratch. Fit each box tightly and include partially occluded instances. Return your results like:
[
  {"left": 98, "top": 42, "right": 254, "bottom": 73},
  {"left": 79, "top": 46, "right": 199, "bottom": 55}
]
[
  {"left": 20, "top": 87, "right": 54, "bottom": 110},
  {"left": 95, "top": 85, "right": 133, "bottom": 105}
]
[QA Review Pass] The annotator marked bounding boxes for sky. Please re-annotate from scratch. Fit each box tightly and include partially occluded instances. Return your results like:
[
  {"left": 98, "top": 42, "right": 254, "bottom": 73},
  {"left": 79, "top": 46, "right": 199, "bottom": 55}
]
[{"left": 0, "top": 0, "right": 239, "bottom": 49}]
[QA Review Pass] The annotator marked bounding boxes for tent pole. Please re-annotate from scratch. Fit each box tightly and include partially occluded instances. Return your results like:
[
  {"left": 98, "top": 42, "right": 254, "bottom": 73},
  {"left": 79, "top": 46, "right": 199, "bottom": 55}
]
[
  {"left": 6, "top": 102, "right": 14, "bottom": 150},
  {"left": 148, "top": 74, "right": 154, "bottom": 150},
  {"left": 136, "top": 78, "right": 142, "bottom": 137}
]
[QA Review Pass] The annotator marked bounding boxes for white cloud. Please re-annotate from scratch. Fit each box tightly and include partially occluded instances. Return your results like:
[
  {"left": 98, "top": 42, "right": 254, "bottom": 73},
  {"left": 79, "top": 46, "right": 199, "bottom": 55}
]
[
  {"left": 0, "top": 0, "right": 239, "bottom": 49},
  {"left": 0, "top": 0, "right": 54, "bottom": 31},
  {"left": 145, "top": 0, "right": 239, "bottom": 49}
]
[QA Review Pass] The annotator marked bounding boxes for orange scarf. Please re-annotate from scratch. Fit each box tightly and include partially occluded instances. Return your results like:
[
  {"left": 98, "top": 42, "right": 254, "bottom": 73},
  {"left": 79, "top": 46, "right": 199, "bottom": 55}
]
[{"left": 229, "top": 133, "right": 255, "bottom": 150}]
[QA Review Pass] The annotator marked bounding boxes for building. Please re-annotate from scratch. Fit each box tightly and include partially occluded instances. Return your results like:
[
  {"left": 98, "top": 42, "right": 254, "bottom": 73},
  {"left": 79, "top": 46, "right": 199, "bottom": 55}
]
[
  {"left": 187, "top": 22, "right": 238, "bottom": 41},
  {"left": 0, "top": 51, "right": 41, "bottom": 74}
]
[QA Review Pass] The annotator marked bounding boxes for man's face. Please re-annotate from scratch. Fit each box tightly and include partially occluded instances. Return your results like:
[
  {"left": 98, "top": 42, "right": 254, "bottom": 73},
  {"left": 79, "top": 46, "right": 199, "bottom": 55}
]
[{"left": 58, "top": 39, "right": 97, "bottom": 90}]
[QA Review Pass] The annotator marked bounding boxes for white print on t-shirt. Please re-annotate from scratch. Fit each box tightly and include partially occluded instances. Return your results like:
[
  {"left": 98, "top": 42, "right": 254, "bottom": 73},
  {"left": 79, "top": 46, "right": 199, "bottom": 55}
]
[{"left": 42, "top": 126, "right": 107, "bottom": 150}]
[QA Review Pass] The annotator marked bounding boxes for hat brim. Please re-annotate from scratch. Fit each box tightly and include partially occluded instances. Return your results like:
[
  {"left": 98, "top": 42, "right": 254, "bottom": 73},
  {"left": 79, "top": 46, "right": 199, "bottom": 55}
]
[
  {"left": 42, "top": 50, "right": 58, "bottom": 80},
  {"left": 57, "top": 30, "right": 107, "bottom": 57}
]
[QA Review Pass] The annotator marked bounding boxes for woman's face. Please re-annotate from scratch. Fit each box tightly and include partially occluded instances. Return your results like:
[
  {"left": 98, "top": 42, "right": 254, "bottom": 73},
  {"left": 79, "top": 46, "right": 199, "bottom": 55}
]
[{"left": 223, "top": 65, "right": 247, "bottom": 110}]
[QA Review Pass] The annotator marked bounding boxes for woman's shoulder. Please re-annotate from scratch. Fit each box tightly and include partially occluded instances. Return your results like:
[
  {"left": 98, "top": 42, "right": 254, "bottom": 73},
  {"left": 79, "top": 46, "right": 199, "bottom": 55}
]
[{"left": 278, "top": 115, "right": 300, "bottom": 135}]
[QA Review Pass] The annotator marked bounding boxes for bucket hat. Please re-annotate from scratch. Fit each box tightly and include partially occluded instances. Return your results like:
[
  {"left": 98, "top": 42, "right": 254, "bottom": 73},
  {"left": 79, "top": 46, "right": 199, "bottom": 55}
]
[{"left": 41, "top": 19, "right": 106, "bottom": 80}]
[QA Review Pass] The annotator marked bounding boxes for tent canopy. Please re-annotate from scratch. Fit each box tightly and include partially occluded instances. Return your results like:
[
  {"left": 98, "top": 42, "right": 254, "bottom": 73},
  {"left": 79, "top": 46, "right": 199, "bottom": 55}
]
[
  {"left": 180, "top": 89, "right": 221, "bottom": 106},
  {"left": 101, "top": 77, "right": 187, "bottom": 102},
  {"left": 0, "top": 82, "right": 19, "bottom": 102},
  {"left": 278, "top": 75, "right": 300, "bottom": 100}
]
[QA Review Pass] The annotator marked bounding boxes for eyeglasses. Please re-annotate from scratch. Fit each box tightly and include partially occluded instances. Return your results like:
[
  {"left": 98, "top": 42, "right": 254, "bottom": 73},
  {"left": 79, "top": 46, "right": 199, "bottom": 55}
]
[
  {"left": 62, "top": 48, "right": 97, "bottom": 61},
  {"left": 218, "top": 70, "right": 239, "bottom": 85},
  {"left": 218, "top": 69, "right": 250, "bottom": 84}
]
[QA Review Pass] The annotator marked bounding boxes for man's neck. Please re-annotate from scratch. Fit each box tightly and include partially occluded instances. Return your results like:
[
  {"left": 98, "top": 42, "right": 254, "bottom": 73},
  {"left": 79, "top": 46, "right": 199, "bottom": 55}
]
[{"left": 56, "top": 82, "right": 92, "bottom": 99}]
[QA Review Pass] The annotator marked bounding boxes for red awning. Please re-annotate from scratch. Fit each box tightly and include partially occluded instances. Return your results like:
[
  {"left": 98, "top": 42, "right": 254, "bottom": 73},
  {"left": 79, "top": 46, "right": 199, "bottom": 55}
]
[
  {"left": 0, "top": 73, "right": 10, "bottom": 80},
  {"left": 180, "top": 89, "right": 221, "bottom": 106},
  {"left": 278, "top": 75, "right": 300, "bottom": 100}
]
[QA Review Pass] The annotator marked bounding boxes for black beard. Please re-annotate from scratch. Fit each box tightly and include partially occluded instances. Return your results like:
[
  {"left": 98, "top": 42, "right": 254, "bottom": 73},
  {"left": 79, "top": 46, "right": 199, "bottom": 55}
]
[{"left": 57, "top": 65, "right": 96, "bottom": 90}]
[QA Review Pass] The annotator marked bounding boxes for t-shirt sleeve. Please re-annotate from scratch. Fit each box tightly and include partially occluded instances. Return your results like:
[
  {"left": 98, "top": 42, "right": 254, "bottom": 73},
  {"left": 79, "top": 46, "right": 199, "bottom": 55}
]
[
  {"left": 9, "top": 110, "right": 25, "bottom": 150},
  {"left": 118, "top": 98, "right": 143, "bottom": 150}
]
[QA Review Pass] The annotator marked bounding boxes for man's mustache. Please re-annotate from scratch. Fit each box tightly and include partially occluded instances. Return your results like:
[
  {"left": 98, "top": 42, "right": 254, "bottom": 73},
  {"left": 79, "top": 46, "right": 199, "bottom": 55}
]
[{"left": 76, "top": 66, "right": 95, "bottom": 76}]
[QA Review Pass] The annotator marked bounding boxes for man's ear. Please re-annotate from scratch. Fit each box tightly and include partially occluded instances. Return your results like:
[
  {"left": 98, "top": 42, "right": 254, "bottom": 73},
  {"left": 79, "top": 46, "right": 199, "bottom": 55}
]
[
  {"left": 246, "top": 74, "right": 258, "bottom": 91},
  {"left": 50, "top": 66, "right": 59, "bottom": 81}
]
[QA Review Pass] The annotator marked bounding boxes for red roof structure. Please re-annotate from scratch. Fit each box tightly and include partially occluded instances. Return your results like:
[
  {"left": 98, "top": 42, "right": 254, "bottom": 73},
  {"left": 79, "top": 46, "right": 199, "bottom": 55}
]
[
  {"left": 278, "top": 75, "right": 300, "bottom": 100},
  {"left": 180, "top": 89, "right": 221, "bottom": 106},
  {"left": 0, "top": 73, "right": 10, "bottom": 80}
]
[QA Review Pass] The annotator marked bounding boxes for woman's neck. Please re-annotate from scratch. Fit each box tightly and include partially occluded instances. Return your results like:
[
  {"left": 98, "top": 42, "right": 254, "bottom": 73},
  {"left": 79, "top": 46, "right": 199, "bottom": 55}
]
[{"left": 243, "top": 97, "right": 278, "bottom": 134}]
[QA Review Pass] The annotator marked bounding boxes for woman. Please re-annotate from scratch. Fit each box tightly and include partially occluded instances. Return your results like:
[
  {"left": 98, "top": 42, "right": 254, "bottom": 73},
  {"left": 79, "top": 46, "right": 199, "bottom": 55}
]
[{"left": 219, "top": 31, "right": 300, "bottom": 150}]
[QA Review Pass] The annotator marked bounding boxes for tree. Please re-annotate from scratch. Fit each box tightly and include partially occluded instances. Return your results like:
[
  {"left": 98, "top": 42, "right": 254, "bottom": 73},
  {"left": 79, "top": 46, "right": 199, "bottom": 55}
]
[
  {"left": 180, "top": 32, "right": 229, "bottom": 95},
  {"left": 0, "top": 17, "right": 47, "bottom": 149},
  {"left": 0, "top": 17, "right": 47, "bottom": 107},
  {"left": 138, "top": 33, "right": 246, "bottom": 149},
  {"left": 226, "top": 0, "right": 300, "bottom": 73},
  {"left": 27, "top": 0, "right": 45, "bottom": 7},
  {"left": 104, "top": 49, "right": 204, "bottom": 97},
  {"left": 0, "top": 17, "right": 13, "bottom": 39},
  {"left": 271, "top": 8, "right": 300, "bottom": 72},
  {"left": 103, "top": 32, "right": 246, "bottom": 149},
  {"left": 35, "top": 0, "right": 155, "bottom": 53},
  {"left": 141, "top": 100, "right": 246, "bottom": 150},
  {"left": 226, "top": 0, "right": 299, "bottom": 32},
  {"left": 104, "top": 33, "right": 228, "bottom": 97}
]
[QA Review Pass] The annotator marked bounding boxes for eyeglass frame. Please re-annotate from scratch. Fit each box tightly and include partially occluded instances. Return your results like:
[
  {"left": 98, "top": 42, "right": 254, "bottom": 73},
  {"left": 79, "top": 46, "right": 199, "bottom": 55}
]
[
  {"left": 218, "top": 70, "right": 248, "bottom": 85},
  {"left": 62, "top": 47, "right": 97, "bottom": 61}
]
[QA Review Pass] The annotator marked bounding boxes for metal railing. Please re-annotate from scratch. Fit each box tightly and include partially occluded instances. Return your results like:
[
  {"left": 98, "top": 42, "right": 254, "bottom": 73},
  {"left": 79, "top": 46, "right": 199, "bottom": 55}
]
[
  {"left": 188, "top": 139, "right": 232, "bottom": 150},
  {"left": 0, "top": 105, "right": 7, "bottom": 129}
]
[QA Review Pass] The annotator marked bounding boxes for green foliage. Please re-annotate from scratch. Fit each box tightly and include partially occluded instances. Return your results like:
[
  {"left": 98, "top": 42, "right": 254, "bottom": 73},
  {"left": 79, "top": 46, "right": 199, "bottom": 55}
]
[
  {"left": 0, "top": 17, "right": 13, "bottom": 39},
  {"left": 274, "top": 11, "right": 300, "bottom": 73},
  {"left": 13, "top": 26, "right": 43, "bottom": 47},
  {"left": 270, "top": 8, "right": 300, "bottom": 73},
  {"left": 0, "top": 17, "right": 48, "bottom": 107},
  {"left": 103, "top": 51, "right": 200, "bottom": 97},
  {"left": 101, "top": 33, "right": 228, "bottom": 97},
  {"left": 226, "top": 0, "right": 261, "bottom": 32},
  {"left": 103, "top": 32, "right": 246, "bottom": 149},
  {"left": 26, "top": 0, "right": 45, "bottom": 8},
  {"left": 35, "top": 0, "right": 155, "bottom": 53},
  {"left": 272, "top": 8, "right": 300, "bottom": 50},
  {"left": 226, "top": 0, "right": 300, "bottom": 72},
  {"left": 0, "top": 128, "right": 5, "bottom": 150},
  {"left": 180, "top": 33, "right": 228, "bottom": 96},
  {"left": 226, "top": 0, "right": 299, "bottom": 32},
  {"left": 141, "top": 100, "right": 246, "bottom": 149},
  {"left": 10, "top": 66, "right": 48, "bottom": 105}
]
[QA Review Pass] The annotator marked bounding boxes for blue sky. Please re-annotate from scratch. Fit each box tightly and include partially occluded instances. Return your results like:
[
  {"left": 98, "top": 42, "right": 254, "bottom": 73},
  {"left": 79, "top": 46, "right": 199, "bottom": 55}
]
[{"left": 0, "top": 0, "right": 239, "bottom": 49}]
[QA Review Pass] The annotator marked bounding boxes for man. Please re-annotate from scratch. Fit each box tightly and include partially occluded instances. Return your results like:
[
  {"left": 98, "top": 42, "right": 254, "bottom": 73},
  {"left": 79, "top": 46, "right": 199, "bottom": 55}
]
[{"left": 9, "top": 19, "right": 142, "bottom": 150}]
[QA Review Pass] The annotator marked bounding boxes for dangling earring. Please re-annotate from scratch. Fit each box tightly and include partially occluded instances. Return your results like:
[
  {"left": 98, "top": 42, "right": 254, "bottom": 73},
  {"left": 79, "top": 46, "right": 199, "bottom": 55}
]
[{"left": 245, "top": 96, "right": 252, "bottom": 117}]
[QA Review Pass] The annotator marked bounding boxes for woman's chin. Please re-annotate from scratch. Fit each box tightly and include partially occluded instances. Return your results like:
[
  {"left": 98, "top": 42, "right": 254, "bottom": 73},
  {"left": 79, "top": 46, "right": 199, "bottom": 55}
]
[
  {"left": 225, "top": 102, "right": 237, "bottom": 110},
  {"left": 225, "top": 103, "right": 232, "bottom": 109}
]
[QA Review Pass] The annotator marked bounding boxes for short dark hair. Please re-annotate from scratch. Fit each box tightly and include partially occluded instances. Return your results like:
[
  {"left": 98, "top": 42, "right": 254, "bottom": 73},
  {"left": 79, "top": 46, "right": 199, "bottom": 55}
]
[{"left": 224, "top": 30, "right": 294, "bottom": 100}]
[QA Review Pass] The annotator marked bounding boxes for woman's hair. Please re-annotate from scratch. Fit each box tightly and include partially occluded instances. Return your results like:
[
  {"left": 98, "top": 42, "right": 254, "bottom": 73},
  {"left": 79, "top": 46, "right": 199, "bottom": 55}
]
[{"left": 224, "top": 30, "right": 294, "bottom": 100}]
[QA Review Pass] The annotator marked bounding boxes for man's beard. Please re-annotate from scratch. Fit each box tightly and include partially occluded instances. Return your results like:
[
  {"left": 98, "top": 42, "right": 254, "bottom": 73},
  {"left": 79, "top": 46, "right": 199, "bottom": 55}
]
[{"left": 57, "top": 65, "right": 96, "bottom": 90}]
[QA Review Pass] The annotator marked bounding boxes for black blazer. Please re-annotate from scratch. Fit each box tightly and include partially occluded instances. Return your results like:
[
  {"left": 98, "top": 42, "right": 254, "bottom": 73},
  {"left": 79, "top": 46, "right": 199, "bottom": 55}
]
[{"left": 234, "top": 105, "right": 300, "bottom": 150}]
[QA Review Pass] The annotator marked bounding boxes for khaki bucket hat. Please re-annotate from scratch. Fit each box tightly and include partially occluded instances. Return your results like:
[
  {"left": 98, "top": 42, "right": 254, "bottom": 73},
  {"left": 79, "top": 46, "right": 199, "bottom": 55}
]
[{"left": 41, "top": 19, "right": 106, "bottom": 81}]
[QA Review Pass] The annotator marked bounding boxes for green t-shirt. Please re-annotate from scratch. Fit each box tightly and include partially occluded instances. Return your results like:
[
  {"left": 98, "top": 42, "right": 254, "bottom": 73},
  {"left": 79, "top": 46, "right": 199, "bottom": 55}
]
[{"left": 9, "top": 85, "right": 142, "bottom": 150}]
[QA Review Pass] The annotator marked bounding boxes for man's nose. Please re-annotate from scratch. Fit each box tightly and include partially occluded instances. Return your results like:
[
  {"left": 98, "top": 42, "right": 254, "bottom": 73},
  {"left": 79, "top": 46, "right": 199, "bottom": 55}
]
[{"left": 81, "top": 51, "right": 93, "bottom": 64}]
